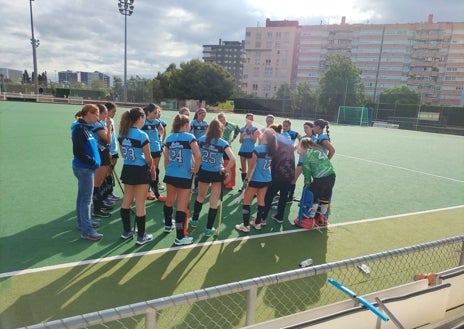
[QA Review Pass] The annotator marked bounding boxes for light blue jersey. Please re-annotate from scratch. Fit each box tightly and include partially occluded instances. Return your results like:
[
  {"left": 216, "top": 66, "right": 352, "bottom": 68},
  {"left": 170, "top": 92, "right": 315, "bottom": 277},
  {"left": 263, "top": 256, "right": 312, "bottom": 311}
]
[
  {"left": 250, "top": 144, "right": 272, "bottom": 183},
  {"left": 90, "top": 120, "right": 107, "bottom": 151},
  {"left": 142, "top": 119, "right": 162, "bottom": 152},
  {"left": 239, "top": 125, "right": 258, "bottom": 153},
  {"left": 297, "top": 134, "right": 317, "bottom": 164},
  {"left": 165, "top": 132, "right": 197, "bottom": 179},
  {"left": 108, "top": 118, "right": 118, "bottom": 156},
  {"left": 190, "top": 119, "right": 208, "bottom": 139},
  {"left": 317, "top": 133, "right": 330, "bottom": 155},
  {"left": 118, "top": 128, "right": 149, "bottom": 167},
  {"left": 198, "top": 136, "right": 229, "bottom": 172}
]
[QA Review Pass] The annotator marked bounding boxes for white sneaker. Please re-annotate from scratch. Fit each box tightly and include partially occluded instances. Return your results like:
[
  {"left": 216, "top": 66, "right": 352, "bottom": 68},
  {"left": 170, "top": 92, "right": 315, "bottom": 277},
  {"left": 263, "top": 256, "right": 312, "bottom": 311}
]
[
  {"left": 250, "top": 220, "right": 261, "bottom": 230},
  {"left": 136, "top": 233, "right": 153, "bottom": 245},
  {"left": 174, "top": 236, "right": 194, "bottom": 245},
  {"left": 235, "top": 223, "right": 250, "bottom": 233}
]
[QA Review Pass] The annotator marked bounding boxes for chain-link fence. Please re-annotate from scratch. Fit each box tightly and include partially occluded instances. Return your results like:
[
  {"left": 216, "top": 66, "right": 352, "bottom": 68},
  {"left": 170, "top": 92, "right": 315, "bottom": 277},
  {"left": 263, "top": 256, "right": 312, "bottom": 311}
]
[{"left": 23, "top": 235, "right": 464, "bottom": 329}]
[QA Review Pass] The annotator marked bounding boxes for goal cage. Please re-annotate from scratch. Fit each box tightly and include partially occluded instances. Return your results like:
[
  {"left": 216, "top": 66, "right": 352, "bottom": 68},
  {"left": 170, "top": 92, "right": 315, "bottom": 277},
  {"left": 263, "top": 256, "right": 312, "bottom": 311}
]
[{"left": 337, "top": 106, "right": 369, "bottom": 126}]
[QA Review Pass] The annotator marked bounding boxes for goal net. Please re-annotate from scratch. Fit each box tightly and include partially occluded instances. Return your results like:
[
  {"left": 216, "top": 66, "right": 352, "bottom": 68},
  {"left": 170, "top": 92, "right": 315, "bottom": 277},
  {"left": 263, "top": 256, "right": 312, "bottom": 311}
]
[
  {"left": 337, "top": 106, "right": 369, "bottom": 126},
  {"left": 68, "top": 96, "right": 84, "bottom": 105}
]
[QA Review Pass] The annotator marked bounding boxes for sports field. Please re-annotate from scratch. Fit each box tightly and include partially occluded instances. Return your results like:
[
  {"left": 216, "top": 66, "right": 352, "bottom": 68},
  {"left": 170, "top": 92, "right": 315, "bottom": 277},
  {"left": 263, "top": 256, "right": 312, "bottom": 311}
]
[{"left": 0, "top": 101, "right": 463, "bottom": 328}]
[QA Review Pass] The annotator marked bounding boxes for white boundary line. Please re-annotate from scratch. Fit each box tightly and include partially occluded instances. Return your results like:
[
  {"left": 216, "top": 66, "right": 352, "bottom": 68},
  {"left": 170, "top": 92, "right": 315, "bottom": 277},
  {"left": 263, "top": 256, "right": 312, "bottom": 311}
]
[
  {"left": 337, "top": 154, "right": 464, "bottom": 183},
  {"left": 1, "top": 205, "right": 463, "bottom": 279}
]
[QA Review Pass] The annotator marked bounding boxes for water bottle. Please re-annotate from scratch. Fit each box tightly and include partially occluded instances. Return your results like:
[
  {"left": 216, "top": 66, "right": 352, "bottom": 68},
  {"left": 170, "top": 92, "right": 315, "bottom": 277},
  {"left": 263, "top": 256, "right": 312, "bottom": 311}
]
[{"left": 299, "top": 258, "right": 313, "bottom": 268}]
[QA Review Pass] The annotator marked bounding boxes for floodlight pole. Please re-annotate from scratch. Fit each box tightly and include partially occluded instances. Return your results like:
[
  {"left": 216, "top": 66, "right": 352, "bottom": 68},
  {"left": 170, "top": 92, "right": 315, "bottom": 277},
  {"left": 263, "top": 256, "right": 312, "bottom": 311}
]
[
  {"left": 118, "top": 0, "right": 135, "bottom": 102},
  {"left": 29, "top": 0, "right": 39, "bottom": 95}
]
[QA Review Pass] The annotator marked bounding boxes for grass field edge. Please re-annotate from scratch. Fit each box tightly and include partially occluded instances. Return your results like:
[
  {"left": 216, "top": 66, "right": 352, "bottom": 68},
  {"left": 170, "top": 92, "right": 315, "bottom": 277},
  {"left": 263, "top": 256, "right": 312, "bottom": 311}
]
[{"left": 1, "top": 204, "right": 462, "bottom": 279}]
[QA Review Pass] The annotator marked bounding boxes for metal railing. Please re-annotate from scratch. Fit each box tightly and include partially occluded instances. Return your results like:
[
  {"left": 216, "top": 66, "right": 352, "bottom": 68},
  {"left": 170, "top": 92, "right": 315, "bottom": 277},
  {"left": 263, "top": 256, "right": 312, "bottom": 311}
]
[{"left": 22, "top": 235, "right": 464, "bottom": 329}]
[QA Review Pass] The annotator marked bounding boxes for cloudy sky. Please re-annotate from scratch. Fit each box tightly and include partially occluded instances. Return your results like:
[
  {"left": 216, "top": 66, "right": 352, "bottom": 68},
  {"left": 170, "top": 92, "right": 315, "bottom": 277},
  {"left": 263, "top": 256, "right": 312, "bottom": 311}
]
[{"left": 1, "top": 0, "right": 463, "bottom": 81}]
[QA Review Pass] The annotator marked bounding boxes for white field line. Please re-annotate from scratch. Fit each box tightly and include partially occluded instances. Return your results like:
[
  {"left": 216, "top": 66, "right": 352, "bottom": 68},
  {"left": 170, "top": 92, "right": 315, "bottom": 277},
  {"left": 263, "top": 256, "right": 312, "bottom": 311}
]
[
  {"left": 338, "top": 154, "right": 464, "bottom": 183},
  {"left": 1, "top": 205, "right": 463, "bottom": 279}
]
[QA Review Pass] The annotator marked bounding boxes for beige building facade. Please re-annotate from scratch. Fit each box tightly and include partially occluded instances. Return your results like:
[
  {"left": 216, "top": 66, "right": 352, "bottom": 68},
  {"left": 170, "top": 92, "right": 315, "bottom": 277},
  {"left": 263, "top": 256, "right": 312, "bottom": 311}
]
[{"left": 243, "top": 17, "right": 464, "bottom": 106}]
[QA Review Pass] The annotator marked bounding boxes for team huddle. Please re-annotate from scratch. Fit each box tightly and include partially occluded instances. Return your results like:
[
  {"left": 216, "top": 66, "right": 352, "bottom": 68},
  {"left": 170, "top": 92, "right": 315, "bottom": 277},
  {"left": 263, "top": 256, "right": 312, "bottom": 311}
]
[{"left": 71, "top": 104, "right": 336, "bottom": 246}]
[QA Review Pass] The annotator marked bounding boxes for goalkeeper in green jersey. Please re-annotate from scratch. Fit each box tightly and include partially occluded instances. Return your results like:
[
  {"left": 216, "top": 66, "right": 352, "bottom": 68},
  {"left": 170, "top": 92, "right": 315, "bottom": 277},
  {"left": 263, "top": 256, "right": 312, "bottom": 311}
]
[
  {"left": 297, "top": 137, "right": 336, "bottom": 227},
  {"left": 218, "top": 112, "right": 240, "bottom": 189}
]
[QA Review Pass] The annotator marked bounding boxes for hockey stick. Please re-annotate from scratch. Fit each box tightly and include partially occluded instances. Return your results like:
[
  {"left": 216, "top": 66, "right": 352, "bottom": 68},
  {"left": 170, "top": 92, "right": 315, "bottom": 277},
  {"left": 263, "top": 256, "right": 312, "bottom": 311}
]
[
  {"left": 113, "top": 168, "right": 136, "bottom": 234},
  {"left": 113, "top": 169, "right": 124, "bottom": 195},
  {"left": 328, "top": 279, "right": 389, "bottom": 322},
  {"left": 215, "top": 175, "right": 225, "bottom": 236}
]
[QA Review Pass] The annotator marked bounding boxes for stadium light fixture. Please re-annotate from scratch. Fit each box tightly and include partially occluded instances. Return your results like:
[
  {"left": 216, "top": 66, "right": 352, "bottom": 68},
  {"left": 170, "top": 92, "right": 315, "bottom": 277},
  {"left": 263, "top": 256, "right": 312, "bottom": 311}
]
[
  {"left": 118, "top": 0, "right": 135, "bottom": 102},
  {"left": 29, "top": 0, "right": 39, "bottom": 95}
]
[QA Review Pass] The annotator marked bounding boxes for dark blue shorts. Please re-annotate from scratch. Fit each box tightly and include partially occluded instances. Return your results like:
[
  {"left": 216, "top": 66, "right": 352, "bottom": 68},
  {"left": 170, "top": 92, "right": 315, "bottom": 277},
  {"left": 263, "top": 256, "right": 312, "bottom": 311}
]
[
  {"left": 150, "top": 151, "right": 162, "bottom": 159},
  {"left": 164, "top": 175, "right": 192, "bottom": 189},
  {"left": 239, "top": 151, "right": 253, "bottom": 159},
  {"left": 120, "top": 165, "right": 150, "bottom": 185},
  {"left": 198, "top": 168, "right": 223, "bottom": 183},
  {"left": 99, "top": 148, "right": 111, "bottom": 166},
  {"left": 249, "top": 180, "right": 271, "bottom": 188}
]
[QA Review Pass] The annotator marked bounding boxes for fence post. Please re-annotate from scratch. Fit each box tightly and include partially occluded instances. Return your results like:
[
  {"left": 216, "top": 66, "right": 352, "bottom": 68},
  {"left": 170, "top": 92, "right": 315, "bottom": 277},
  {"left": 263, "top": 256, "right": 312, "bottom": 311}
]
[
  {"left": 145, "top": 310, "right": 156, "bottom": 329},
  {"left": 246, "top": 286, "right": 258, "bottom": 326},
  {"left": 459, "top": 241, "right": 464, "bottom": 266}
]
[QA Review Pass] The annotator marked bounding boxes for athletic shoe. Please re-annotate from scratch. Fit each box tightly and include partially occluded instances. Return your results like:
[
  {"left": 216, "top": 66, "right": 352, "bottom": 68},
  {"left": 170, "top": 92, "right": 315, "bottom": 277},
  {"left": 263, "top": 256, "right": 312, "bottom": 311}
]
[
  {"left": 235, "top": 223, "right": 250, "bottom": 233},
  {"left": 157, "top": 195, "right": 167, "bottom": 202},
  {"left": 164, "top": 225, "right": 174, "bottom": 233},
  {"left": 250, "top": 220, "right": 261, "bottom": 230},
  {"left": 103, "top": 198, "right": 115, "bottom": 206},
  {"left": 91, "top": 220, "right": 101, "bottom": 228},
  {"left": 81, "top": 231, "right": 103, "bottom": 241},
  {"left": 190, "top": 220, "right": 198, "bottom": 228},
  {"left": 107, "top": 193, "right": 120, "bottom": 201},
  {"left": 100, "top": 203, "right": 114, "bottom": 211},
  {"left": 77, "top": 220, "right": 101, "bottom": 231},
  {"left": 261, "top": 220, "right": 267, "bottom": 226},
  {"left": 158, "top": 183, "right": 166, "bottom": 191},
  {"left": 272, "top": 214, "right": 284, "bottom": 224},
  {"left": 147, "top": 192, "right": 156, "bottom": 200},
  {"left": 294, "top": 217, "right": 315, "bottom": 229},
  {"left": 120, "top": 230, "right": 135, "bottom": 240},
  {"left": 93, "top": 210, "right": 111, "bottom": 218},
  {"left": 174, "top": 236, "right": 194, "bottom": 245},
  {"left": 136, "top": 233, "right": 153, "bottom": 245},
  {"left": 314, "top": 213, "right": 328, "bottom": 226},
  {"left": 205, "top": 228, "right": 215, "bottom": 237}
]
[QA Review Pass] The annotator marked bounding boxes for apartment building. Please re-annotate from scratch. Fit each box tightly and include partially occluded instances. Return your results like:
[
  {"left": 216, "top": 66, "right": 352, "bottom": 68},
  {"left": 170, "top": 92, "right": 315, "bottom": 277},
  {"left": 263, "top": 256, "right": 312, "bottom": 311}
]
[
  {"left": 58, "top": 70, "right": 110, "bottom": 87},
  {"left": 202, "top": 39, "right": 245, "bottom": 89},
  {"left": 242, "top": 19, "right": 299, "bottom": 98},
  {"left": 243, "top": 16, "right": 464, "bottom": 106},
  {"left": 0, "top": 68, "right": 23, "bottom": 83}
]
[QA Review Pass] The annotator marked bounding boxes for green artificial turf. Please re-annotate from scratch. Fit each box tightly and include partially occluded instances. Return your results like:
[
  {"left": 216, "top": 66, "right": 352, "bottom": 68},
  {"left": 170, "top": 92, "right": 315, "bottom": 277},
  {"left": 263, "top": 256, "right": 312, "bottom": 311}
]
[
  {"left": 0, "top": 101, "right": 463, "bottom": 327},
  {"left": 1, "top": 207, "right": 463, "bottom": 328}
]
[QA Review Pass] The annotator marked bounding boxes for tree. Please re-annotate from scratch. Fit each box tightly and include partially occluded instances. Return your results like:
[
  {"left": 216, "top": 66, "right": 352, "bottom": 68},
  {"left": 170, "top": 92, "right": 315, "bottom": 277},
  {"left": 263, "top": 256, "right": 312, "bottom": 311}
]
[
  {"left": 379, "top": 85, "right": 420, "bottom": 105},
  {"left": 156, "top": 60, "right": 235, "bottom": 105},
  {"left": 157, "top": 63, "right": 179, "bottom": 99},
  {"left": 112, "top": 76, "right": 123, "bottom": 101},
  {"left": 292, "top": 82, "right": 317, "bottom": 117},
  {"left": 22, "top": 70, "right": 31, "bottom": 84},
  {"left": 125, "top": 75, "right": 154, "bottom": 103},
  {"left": 317, "top": 55, "right": 364, "bottom": 115}
]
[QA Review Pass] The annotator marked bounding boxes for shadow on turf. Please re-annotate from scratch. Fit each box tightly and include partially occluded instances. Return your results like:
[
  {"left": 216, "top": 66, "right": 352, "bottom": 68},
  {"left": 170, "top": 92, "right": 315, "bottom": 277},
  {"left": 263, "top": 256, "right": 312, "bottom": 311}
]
[
  {"left": 2, "top": 211, "right": 330, "bottom": 328},
  {"left": 166, "top": 230, "right": 329, "bottom": 328}
]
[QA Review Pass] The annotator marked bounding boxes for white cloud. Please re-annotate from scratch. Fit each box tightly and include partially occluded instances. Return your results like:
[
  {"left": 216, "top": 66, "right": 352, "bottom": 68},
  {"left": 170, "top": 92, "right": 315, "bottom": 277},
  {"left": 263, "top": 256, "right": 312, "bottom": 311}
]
[{"left": 0, "top": 0, "right": 462, "bottom": 80}]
